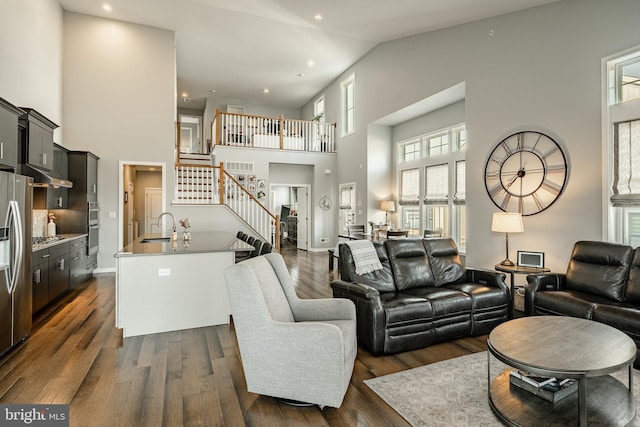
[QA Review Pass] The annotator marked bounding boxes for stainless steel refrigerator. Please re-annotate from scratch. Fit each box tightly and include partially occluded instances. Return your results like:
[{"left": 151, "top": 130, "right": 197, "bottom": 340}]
[{"left": 0, "top": 171, "right": 32, "bottom": 356}]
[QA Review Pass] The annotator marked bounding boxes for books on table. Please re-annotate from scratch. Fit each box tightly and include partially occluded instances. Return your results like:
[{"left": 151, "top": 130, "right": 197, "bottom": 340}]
[{"left": 509, "top": 370, "right": 578, "bottom": 403}]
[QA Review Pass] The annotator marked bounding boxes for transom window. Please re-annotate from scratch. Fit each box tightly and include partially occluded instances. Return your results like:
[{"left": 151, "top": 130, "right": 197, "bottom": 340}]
[{"left": 398, "top": 124, "right": 466, "bottom": 164}]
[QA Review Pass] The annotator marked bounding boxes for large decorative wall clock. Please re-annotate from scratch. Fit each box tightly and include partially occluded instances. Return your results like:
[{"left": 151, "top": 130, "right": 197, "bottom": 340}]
[{"left": 484, "top": 131, "right": 568, "bottom": 216}]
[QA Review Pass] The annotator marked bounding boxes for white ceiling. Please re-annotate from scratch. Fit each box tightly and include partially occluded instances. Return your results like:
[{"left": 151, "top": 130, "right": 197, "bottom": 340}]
[{"left": 59, "top": 0, "right": 561, "bottom": 110}]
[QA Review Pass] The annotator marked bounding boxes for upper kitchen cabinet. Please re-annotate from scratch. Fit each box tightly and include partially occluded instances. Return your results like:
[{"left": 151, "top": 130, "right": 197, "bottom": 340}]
[
  {"left": 68, "top": 151, "right": 99, "bottom": 200},
  {"left": 0, "top": 97, "right": 25, "bottom": 171},
  {"left": 19, "top": 108, "right": 57, "bottom": 172}
]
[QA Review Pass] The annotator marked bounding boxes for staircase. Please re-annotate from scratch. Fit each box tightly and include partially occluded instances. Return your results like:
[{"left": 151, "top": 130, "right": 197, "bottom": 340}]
[{"left": 175, "top": 153, "right": 217, "bottom": 204}]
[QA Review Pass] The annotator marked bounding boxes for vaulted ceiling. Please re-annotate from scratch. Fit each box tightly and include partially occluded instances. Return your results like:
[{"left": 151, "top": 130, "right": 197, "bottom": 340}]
[{"left": 59, "top": 0, "right": 561, "bottom": 110}]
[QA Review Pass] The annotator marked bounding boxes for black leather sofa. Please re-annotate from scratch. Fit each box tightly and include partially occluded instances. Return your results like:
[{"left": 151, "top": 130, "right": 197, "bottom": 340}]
[
  {"left": 525, "top": 240, "right": 640, "bottom": 366},
  {"left": 331, "top": 238, "right": 510, "bottom": 355}
]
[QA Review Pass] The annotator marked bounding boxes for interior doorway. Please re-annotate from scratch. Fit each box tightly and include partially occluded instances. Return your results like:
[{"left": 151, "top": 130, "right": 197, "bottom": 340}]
[
  {"left": 119, "top": 161, "right": 166, "bottom": 251},
  {"left": 270, "top": 184, "right": 311, "bottom": 251}
]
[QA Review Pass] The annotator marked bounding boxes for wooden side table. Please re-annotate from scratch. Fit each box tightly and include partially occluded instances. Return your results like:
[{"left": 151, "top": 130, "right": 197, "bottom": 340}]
[{"left": 494, "top": 264, "right": 550, "bottom": 318}]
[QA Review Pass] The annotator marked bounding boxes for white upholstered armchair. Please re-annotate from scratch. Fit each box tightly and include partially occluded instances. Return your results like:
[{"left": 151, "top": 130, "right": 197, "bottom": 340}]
[{"left": 224, "top": 253, "right": 357, "bottom": 408}]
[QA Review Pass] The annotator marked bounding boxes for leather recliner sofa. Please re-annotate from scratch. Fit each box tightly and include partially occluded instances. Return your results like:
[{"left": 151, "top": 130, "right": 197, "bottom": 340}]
[
  {"left": 331, "top": 238, "right": 510, "bottom": 355},
  {"left": 525, "top": 240, "right": 640, "bottom": 366}
]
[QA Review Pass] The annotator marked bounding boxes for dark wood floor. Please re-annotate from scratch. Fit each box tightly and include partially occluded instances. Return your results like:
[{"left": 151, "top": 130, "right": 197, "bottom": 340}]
[{"left": 0, "top": 243, "right": 489, "bottom": 426}]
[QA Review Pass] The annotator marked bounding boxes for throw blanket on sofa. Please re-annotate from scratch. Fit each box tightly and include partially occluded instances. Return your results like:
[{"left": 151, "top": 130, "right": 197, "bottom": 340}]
[{"left": 345, "top": 240, "right": 383, "bottom": 275}]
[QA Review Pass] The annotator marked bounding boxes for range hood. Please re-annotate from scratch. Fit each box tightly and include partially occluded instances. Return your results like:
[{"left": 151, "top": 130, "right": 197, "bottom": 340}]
[{"left": 22, "top": 164, "right": 73, "bottom": 188}]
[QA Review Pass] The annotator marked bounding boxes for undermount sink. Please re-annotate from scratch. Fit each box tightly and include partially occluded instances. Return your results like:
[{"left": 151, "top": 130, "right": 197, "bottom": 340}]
[{"left": 140, "top": 237, "right": 171, "bottom": 243}]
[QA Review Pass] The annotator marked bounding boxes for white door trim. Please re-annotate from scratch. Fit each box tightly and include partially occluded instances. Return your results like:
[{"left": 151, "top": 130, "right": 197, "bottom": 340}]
[{"left": 118, "top": 161, "right": 166, "bottom": 252}]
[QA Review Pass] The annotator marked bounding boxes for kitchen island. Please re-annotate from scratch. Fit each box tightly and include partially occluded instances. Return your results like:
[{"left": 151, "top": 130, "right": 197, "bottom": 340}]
[{"left": 114, "top": 231, "right": 253, "bottom": 338}]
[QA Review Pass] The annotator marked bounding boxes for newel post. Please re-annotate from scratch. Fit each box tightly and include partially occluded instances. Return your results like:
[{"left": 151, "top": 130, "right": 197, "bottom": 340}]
[{"left": 219, "top": 162, "right": 225, "bottom": 205}]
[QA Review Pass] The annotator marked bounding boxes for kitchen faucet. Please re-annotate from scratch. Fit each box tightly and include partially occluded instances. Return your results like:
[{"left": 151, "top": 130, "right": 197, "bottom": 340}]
[{"left": 158, "top": 212, "right": 177, "bottom": 240}]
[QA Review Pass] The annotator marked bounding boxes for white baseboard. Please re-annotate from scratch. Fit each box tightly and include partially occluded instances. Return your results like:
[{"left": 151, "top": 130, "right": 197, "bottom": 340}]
[{"left": 94, "top": 267, "right": 116, "bottom": 274}]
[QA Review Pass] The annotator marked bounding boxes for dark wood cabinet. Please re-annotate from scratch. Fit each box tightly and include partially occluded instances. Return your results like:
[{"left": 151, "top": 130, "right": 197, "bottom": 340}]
[
  {"left": 69, "top": 237, "right": 88, "bottom": 289},
  {"left": 47, "top": 144, "right": 69, "bottom": 208},
  {"left": 31, "top": 250, "right": 50, "bottom": 314},
  {"left": 32, "top": 241, "right": 74, "bottom": 313},
  {"left": 68, "top": 151, "right": 99, "bottom": 199},
  {"left": 47, "top": 242, "right": 70, "bottom": 302},
  {"left": 19, "top": 109, "right": 57, "bottom": 172},
  {"left": 0, "top": 98, "right": 23, "bottom": 171}
]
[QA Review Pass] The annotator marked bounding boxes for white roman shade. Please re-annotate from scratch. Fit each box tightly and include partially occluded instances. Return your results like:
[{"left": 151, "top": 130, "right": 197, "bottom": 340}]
[
  {"left": 339, "top": 185, "right": 353, "bottom": 209},
  {"left": 611, "top": 119, "right": 640, "bottom": 207},
  {"left": 399, "top": 169, "right": 420, "bottom": 205},
  {"left": 454, "top": 160, "right": 465, "bottom": 205},
  {"left": 424, "top": 164, "right": 448, "bottom": 205}
]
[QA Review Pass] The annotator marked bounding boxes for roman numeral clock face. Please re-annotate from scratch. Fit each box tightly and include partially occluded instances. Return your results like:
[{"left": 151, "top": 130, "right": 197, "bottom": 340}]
[{"left": 484, "top": 131, "right": 568, "bottom": 216}]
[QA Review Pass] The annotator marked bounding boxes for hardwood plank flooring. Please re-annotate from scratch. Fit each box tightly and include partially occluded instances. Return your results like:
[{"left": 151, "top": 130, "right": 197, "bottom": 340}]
[{"left": 0, "top": 242, "right": 490, "bottom": 426}]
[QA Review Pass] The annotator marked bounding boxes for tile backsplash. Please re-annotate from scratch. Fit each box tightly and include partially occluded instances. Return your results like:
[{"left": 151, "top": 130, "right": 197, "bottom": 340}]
[{"left": 33, "top": 210, "right": 48, "bottom": 237}]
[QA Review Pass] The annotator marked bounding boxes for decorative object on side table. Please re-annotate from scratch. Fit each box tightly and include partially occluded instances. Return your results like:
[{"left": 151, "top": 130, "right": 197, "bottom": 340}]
[
  {"left": 491, "top": 212, "right": 523, "bottom": 266},
  {"left": 179, "top": 218, "right": 191, "bottom": 241},
  {"left": 517, "top": 250, "right": 544, "bottom": 268}
]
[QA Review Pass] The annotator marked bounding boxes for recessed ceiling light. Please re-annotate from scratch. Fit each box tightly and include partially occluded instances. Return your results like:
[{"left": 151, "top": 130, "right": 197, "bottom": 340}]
[
  {"left": 181, "top": 92, "right": 188, "bottom": 97},
  {"left": 314, "top": 14, "right": 323, "bottom": 21},
  {"left": 296, "top": 73, "right": 305, "bottom": 77},
  {"left": 102, "top": 3, "right": 112, "bottom": 12},
  {"left": 307, "top": 60, "right": 315, "bottom": 67},
  {"left": 209, "top": 89, "right": 216, "bottom": 93},
  {"left": 263, "top": 88, "right": 270, "bottom": 94}
]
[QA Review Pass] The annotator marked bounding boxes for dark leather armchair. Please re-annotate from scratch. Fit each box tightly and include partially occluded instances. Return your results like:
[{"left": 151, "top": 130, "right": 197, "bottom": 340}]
[{"left": 526, "top": 240, "right": 640, "bottom": 366}]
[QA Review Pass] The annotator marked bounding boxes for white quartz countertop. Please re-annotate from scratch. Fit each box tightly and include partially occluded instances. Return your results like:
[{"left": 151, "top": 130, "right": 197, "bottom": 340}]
[
  {"left": 115, "top": 231, "right": 254, "bottom": 257},
  {"left": 32, "top": 234, "right": 88, "bottom": 252}
]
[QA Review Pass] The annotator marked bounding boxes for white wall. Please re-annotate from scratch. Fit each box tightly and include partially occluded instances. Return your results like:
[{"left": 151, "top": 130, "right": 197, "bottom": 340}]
[
  {"left": 63, "top": 12, "right": 176, "bottom": 270},
  {"left": 0, "top": 0, "right": 63, "bottom": 142},
  {"left": 302, "top": 0, "right": 640, "bottom": 274}
]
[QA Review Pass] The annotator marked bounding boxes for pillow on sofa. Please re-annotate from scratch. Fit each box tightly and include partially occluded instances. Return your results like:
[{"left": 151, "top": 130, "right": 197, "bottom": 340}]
[
  {"left": 423, "top": 238, "right": 465, "bottom": 286},
  {"left": 385, "top": 239, "right": 436, "bottom": 290},
  {"left": 565, "top": 240, "right": 633, "bottom": 302}
]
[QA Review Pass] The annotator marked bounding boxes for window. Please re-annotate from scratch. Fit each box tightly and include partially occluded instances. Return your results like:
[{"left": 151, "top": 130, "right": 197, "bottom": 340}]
[
  {"left": 338, "top": 183, "right": 356, "bottom": 232},
  {"left": 397, "top": 124, "right": 466, "bottom": 248},
  {"left": 341, "top": 73, "right": 355, "bottom": 136},
  {"left": 605, "top": 47, "right": 640, "bottom": 244},
  {"left": 609, "top": 53, "right": 640, "bottom": 104},
  {"left": 314, "top": 95, "right": 325, "bottom": 122},
  {"left": 426, "top": 132, "right": 449, "bottom": 156},
  {"left": 398, "top": 125, "right": 465, "bottom": 164},
  {"left": 400, "top": 139, "right": 421, "bottom": 162},
  {"left": 399, "top": 169, "right": 420, "bottom": 205}
]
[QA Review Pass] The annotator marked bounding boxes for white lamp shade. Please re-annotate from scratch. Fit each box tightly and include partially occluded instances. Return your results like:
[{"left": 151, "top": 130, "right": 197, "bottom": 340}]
[
  {"left": 381, "top": 200, "right": 396, "bottom": 212},
  {"left": 491, "top": 212, "right": 524, "bottom": 233}
]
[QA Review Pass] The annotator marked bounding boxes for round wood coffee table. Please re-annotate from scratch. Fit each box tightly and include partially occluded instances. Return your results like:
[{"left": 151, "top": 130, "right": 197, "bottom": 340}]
[{"left": 488, "top": 316, "right": 636, "bottom": 426}]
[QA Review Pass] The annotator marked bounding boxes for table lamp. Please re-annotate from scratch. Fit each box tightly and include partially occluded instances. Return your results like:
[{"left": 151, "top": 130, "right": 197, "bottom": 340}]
[
  {"left": 491, "top": 212, "right": 524, "bottom": 266},
  {"left": 381, "top": 200, "right": 396, "bottom": 225}
]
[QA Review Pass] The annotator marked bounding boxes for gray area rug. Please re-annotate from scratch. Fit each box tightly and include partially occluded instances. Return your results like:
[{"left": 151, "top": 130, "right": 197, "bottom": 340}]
[{"left": 364, "top": 352, "right": 640, "bottom": 427}]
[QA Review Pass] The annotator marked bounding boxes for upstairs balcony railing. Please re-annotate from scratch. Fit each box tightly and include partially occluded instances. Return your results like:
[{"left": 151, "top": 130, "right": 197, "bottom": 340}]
[{"left": 212, "top": 109, "right": 336, "bottom": 153}]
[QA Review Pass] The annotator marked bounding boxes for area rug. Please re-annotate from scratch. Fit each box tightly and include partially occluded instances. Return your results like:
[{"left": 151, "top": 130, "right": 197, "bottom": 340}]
[{"left": 364, "top": 352, "right": 640, "bottom": 427}]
